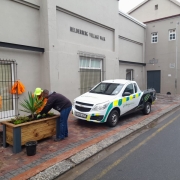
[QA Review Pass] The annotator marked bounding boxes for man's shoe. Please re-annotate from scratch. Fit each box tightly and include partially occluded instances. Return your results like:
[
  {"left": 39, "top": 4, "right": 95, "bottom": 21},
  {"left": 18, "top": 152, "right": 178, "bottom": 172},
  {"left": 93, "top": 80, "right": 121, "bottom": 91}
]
[{"left": 54, "top": 138, "right": 65, "bottom": 142}]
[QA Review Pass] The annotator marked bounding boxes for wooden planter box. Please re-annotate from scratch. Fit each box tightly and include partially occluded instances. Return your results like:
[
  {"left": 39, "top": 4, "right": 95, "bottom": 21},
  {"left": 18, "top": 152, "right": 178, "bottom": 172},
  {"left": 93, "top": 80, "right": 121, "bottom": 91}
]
[{"left": 2, "top": 115, "right": 60, "bottom": 153}]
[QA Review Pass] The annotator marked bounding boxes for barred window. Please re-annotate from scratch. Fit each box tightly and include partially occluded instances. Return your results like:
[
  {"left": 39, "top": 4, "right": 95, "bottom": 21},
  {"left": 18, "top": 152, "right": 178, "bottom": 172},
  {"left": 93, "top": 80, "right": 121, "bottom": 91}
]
[
  {"left": 0, "top": 60, "right": 18, "bottom": 120},
  {"left": 79, "top": 57, "right": 103, "bottom": 95}
]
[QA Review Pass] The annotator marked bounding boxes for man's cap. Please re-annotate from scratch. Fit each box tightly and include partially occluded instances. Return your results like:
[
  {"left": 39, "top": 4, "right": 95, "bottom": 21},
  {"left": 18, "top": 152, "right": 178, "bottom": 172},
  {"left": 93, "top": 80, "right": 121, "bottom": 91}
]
[{"left": 34, "top": 88, "right": 43, "bottom": 95}]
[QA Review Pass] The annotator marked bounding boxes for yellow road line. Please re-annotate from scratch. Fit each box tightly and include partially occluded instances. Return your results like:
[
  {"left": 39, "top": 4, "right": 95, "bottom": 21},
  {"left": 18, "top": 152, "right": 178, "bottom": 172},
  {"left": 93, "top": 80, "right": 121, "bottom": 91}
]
[{"left": 93, "top": 113, "right": 180, "bottom": 180}]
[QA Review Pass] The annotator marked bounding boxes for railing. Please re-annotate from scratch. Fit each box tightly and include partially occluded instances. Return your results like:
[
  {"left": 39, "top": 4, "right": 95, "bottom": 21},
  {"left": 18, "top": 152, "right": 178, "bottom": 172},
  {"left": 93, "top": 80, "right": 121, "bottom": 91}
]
[{"left": 0, "top": 59, "right": 18, "bottom": 120}]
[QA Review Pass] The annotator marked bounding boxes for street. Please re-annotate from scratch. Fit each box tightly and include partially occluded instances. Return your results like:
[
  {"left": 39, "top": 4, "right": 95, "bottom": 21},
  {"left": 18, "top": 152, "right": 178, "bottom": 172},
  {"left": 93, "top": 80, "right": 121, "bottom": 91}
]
[{"left": 74, "top": 108, "right": 180, "bottom": 180}]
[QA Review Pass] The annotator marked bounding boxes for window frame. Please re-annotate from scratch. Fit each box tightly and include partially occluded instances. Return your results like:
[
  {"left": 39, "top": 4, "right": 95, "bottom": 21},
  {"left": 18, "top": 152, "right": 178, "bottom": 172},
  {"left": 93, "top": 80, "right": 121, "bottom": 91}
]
[
  {"left": 79, "top": 56, "right": 103, "bottom": 95},
  {"left": 79, "top": 57, "right": 102, "bottom": 70},
  {"left": 151, "top": 32, "right": 158, "bottom": 43},
  {"left": 123, "top": 83, "right": 134, "bottom": 95},
  {"left": 126, "top": 69, "right": 134, "bottom": 80},
  {"left": 0, "top": 62, "right": 16, "bottom": 120},
  {"left": 169, "top": 29, "right": 176, "bottom": 41}
]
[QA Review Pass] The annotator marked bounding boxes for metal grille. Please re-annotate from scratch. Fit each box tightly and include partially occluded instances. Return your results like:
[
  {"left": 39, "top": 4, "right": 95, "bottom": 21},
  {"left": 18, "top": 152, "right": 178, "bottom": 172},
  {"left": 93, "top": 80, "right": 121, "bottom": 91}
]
[
  {"left": 0, "top": 60, "right": 18, "bottom": 119},
  {"left": 75, "top": 105, "right": 91, "bottom": 112},
  {"left": 76, "top": 101, "right": 94, "bottom": 106},
  {"left": 79, "top": 69, "right": 105, "bottom": 95}
]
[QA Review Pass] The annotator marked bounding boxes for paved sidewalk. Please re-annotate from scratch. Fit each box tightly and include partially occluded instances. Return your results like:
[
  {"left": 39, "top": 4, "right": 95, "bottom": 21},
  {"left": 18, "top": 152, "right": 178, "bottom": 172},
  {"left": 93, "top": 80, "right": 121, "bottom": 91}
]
[{"left": 0, "top": 94, "right": 180, "bottom": 180}]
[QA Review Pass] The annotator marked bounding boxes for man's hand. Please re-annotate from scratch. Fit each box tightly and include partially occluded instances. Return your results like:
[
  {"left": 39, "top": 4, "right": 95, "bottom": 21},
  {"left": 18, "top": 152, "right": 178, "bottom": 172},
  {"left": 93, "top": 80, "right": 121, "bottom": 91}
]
[{"left": 37, "top": 114, "right": 41, "bottom": 119}]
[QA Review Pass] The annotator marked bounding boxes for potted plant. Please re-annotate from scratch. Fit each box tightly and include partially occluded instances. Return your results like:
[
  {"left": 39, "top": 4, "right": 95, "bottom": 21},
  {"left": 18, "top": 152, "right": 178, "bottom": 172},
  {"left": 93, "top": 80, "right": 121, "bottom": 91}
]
[{"left": 2, "top": 92, "right": 60, "bottom": 153}]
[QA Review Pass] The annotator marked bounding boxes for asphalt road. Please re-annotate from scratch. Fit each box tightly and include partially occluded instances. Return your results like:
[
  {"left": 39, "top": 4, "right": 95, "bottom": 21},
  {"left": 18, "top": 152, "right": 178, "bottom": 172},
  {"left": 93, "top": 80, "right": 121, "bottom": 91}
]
[{"left": 75, "top": 108, "right": 180, "bottom": 180}]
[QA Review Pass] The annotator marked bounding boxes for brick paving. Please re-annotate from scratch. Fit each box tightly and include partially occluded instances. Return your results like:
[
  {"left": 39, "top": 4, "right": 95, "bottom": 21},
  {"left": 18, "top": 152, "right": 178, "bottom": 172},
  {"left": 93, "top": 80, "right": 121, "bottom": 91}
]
[{"left": 0, "top": 94, "right": 180, "bottom": 179}]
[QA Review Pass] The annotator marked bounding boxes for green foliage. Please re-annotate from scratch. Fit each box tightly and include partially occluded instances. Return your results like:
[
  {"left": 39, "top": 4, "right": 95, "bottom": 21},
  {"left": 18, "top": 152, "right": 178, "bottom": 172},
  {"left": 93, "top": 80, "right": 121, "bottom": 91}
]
[
  {"left": 20, "top": 92, "right": 43, "bottom": 119},
  {"left": 47, "top": 112, "right": 55, "bottom": 116},
  {"left": 11, "top": 116, "right": 31, "bottom": 125}
]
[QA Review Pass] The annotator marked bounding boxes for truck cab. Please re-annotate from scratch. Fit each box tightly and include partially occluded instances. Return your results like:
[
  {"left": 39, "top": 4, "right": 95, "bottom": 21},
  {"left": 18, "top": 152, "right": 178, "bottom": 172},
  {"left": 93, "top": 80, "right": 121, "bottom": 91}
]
[{"left": 72, "top": 79, "right": 156, "bottom": 127}]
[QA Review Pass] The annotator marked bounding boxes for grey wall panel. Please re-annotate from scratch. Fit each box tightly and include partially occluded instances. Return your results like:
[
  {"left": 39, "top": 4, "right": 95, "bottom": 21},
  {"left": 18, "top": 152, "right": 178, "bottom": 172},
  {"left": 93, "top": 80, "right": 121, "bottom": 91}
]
[
  {"left": 0, "top": 0, "right": 40, "bottom": 47},
  {"left": 56, "top": 10, "right": 114, "bottom": 51},
  {"left": 119, "top": 39, "right": 143, "bottom": 63}
]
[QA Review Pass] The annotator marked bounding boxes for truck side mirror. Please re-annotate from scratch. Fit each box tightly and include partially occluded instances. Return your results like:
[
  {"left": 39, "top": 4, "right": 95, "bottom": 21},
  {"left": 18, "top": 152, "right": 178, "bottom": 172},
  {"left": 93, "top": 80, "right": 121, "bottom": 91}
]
[{"left": 123, "top": 92, "right": 131, "bottom": 96}]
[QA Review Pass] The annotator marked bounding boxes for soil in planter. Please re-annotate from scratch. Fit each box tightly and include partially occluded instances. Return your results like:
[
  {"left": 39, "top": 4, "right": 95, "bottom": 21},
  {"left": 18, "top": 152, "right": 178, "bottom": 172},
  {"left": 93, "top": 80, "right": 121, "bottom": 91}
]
[{"left": 10, "top": 112, "right": 56, "bottom": 125}]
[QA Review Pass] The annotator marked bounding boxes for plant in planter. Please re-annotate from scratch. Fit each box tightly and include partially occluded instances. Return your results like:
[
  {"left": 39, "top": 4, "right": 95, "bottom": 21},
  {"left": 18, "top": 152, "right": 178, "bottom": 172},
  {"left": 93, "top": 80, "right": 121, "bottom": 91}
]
[
  {"left": 2, "top": 92, "right": 60, "bottom": 153},
  {"left": 20, "top": 91, "right": 43, "bottom": 119}
]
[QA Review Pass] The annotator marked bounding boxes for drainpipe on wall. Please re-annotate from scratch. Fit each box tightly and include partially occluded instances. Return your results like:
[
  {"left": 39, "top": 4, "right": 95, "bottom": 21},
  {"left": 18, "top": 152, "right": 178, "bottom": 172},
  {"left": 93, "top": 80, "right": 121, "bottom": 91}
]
[{"left": 175, "top": 22, "right": 179, "bottom": 94}]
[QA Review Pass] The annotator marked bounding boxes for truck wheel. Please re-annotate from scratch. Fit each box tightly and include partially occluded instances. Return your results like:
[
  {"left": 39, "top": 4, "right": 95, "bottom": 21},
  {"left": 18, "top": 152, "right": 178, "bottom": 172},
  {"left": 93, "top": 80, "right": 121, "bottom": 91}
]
[
  {"left": 143, "top": 102, "right": 151, "bottom": 115},
  {"left": 107, "top": 110, "right": 119, "bottom": 127}
]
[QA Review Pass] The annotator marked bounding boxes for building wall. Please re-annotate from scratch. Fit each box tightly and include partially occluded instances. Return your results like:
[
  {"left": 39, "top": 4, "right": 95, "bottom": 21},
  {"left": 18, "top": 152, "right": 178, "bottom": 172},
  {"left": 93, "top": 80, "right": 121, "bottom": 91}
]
[
  {"left": 129, "top": 0, "right": 180, "bottom": 22},
  {"left": 118, "top": 14, "right": 146, "bottom": 89},
  {"left": 39, "top": 0, "right": 146, "bottom": 101},
  {"left": 145, "top": 16, "right": 180, "bottom": 94},
  {"left": 0, "top": 0, "right": 42, "bottom": 111},
  {"left": 0, "top": 0, "right": 146, "bottom": 118}
]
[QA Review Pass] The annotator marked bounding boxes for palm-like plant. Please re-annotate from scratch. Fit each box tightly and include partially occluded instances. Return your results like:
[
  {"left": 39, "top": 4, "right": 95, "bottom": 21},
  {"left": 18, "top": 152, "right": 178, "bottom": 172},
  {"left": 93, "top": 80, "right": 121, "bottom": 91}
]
[{"left": 20, "top": 92, "right": 43, "bottom": 119}]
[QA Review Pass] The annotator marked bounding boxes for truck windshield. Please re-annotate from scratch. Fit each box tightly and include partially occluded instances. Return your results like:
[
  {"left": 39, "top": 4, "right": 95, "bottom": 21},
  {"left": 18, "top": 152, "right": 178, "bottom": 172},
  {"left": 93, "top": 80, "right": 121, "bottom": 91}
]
[{"left": 90, "top": 83, "right": 124, "bottom": 95}]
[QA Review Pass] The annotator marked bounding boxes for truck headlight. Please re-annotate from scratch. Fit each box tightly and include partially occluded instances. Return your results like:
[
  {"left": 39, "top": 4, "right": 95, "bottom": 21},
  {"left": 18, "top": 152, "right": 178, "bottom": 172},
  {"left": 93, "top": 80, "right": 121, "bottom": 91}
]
[
  {"left": 73, "top": 100, "right": 76, "bottom": 107},
  {"left": 92, "top": 102, "right": 109, "bottom": 111}
]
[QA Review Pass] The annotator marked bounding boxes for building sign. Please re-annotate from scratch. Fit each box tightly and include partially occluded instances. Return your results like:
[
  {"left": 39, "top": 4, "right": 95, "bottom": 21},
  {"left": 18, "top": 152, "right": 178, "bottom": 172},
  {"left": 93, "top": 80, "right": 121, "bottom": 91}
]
[
  {"left": 169, "top": 63, "right": 175, "bottom": 68},
  {"left": 70, "top": 27, "right": 105, "bottom": 41}
]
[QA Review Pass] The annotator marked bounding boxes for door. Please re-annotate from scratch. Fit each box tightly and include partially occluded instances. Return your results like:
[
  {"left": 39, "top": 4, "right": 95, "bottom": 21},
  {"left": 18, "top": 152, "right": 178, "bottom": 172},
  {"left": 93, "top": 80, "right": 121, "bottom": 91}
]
[
  {"left": 147, "top": 70, "right": 160, "bottom": 93},
  {"left": 121, "top": 83, "right": 137, "bottom": 114}
]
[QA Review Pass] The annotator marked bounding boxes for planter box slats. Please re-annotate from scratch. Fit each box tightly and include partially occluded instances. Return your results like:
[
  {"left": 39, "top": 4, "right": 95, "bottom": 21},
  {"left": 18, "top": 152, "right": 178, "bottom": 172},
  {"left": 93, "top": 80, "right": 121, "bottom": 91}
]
[
  {"left": 6, "top": 126, "right": 13, "bottom": 133},
  {"left": 21, "top": 123, "right": 56, "bottom": 135},
  {"left": 6, "top": 132, "right": 13, "bottom": 145},
  {"left": 21, "top": 131, "right": 56, "bottom": 145},
  {"left": 2, "top": 115, "right": 60, "bottom": 153}
]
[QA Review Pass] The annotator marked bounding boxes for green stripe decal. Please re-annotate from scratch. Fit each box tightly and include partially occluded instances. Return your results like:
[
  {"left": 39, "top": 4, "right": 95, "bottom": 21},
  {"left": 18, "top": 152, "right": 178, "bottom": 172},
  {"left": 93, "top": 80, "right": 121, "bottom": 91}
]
[
  {"left": 118, "top": 99, "right": 122, "bottom": 106},
  {"left": 101, "top": 102, "right": 113, "bottom": 123},
  {"left": 99, "top": 92, "right": 142, "bottom": 123}
]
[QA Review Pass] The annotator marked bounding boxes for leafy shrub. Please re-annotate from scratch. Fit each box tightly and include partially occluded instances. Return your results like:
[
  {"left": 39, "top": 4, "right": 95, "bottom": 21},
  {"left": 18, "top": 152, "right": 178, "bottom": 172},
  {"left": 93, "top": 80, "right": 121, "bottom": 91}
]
[{"left": 20, "top": 92, "right": 43, "bottom": 119}]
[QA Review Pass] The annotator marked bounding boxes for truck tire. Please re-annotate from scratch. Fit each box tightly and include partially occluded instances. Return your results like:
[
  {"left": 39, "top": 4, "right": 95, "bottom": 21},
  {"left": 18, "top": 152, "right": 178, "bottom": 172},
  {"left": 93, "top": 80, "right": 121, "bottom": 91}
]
[
  {"left": 107, "top": 110, "right": 119, "bottom": 127},
  {"left": 143, "top": 102, "right": 151, "bottom": 115}
]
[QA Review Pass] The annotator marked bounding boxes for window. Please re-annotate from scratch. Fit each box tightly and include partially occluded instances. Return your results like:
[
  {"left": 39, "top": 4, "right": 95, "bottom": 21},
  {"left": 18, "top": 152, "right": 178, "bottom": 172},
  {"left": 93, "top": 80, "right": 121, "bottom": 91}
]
[
  {"left": 155, "top": 5, "right": 158, "bottom": 10},
  {"left": 90, "top": 83, "right": 124, "bottom": 95},
  {"left": 0, "top": 60, "right": 18, "bottom": 119},
  {"left": 169, "top": 29, "right": 176, "bottom": 40},
  {"left": 134, "top": 83, "right": 138, "bottom": 93},
  {"left": 123, "top": 84, "right": 134, "bottom": 95},
  {"left": 126, "top": 69, "right": 133, "bottom": 80},
  {"left": 80, "top": 57, "right": 102, "bottom": 95},
  {"left": 151, "top": 32, "right": 158, "bottom": 43}
]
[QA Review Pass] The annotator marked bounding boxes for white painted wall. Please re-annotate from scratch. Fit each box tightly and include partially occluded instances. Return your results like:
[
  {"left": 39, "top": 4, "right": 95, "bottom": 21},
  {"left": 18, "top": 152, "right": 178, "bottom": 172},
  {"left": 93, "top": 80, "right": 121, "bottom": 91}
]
[{"left": 129, "top": 0, "right": 180, "bottom": 22}]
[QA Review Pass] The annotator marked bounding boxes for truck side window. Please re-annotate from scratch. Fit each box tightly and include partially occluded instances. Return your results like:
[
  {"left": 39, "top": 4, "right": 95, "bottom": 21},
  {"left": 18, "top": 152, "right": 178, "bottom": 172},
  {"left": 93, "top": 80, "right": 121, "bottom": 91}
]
[
  {"left": 134, "top": 83, "right": 137, "bottom": 93},
  {"left": 123, "top": 84, "right": 134, "bottom": 95}
]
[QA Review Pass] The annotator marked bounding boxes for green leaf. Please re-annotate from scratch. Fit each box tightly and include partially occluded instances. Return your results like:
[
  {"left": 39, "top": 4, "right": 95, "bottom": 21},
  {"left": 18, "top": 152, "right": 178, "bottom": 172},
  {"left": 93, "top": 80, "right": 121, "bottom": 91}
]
[{"left": 20, "top": 91, "right": 44, "bottom": 118}]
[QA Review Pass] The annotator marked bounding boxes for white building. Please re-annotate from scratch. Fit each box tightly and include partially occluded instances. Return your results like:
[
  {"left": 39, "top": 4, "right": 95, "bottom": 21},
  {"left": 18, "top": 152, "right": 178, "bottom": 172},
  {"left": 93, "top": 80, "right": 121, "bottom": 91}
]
[{"left": 0, "top": 0, "right": 146, "bottom": 119}]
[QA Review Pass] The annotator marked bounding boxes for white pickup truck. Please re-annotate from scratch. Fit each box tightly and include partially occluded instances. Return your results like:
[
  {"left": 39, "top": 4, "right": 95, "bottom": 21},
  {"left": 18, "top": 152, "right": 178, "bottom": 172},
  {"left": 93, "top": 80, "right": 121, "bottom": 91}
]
[{"left": 72, "top": 79, "right": 156, "bottom": 127}]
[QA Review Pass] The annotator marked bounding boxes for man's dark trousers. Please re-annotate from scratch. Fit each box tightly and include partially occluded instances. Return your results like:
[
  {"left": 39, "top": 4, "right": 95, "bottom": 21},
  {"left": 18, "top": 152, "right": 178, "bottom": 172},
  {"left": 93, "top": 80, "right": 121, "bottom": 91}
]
[{"left": 57, "top": 106, "right": 72, "bottom": 139}]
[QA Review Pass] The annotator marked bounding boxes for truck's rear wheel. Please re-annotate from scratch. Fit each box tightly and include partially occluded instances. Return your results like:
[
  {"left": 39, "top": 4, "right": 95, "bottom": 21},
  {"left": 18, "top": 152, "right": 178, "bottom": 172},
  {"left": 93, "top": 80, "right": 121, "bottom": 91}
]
[
  {"left": 107, "top": 110, "right": 119, "bottom": 127},
  {"left": 143, "top": 102, "right": 151, "bottom": 115}
]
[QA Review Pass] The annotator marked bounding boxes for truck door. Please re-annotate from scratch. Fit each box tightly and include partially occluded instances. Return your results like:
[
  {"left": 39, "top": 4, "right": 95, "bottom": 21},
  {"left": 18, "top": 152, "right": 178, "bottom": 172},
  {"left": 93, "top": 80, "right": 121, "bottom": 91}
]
[{"left": 121, "top": 83, "right": 137, "bottom": 114}]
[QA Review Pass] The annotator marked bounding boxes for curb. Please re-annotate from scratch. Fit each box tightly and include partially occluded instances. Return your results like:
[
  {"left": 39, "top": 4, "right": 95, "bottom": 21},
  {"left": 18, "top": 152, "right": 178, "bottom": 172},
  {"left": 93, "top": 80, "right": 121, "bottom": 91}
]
[{"left": 29, "top": 103, "right": 180, "bottom": 180}]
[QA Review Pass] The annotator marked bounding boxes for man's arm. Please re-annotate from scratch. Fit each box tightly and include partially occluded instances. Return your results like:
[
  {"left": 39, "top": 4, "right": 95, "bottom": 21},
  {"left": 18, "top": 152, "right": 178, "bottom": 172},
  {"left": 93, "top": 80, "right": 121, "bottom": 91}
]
[{"left": 39, "top": 97, "right": 54, "bottom": 115}]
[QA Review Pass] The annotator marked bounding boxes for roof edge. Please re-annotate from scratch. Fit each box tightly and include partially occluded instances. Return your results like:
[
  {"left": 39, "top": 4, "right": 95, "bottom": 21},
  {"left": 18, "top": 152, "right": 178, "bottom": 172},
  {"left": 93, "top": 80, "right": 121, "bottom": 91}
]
[
  {"left": 144, "top": 14, "right": 180, "bottom": 23},
  {"left": 128, "top": 0, "right": 150, "bottom": 14},
  {"left": 119, "top": 11, "right": 146, "bottom": 28},
  {"left": 170, "top": 0, "right": 180, "bottom": 7}
]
